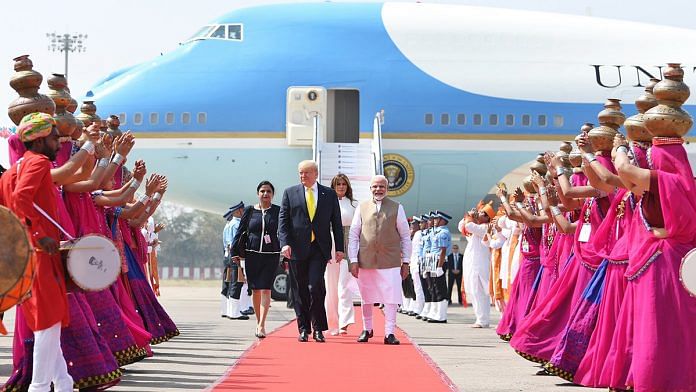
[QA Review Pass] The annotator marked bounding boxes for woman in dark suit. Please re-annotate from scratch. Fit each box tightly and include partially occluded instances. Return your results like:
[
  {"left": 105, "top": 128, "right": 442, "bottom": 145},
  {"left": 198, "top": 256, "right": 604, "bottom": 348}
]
[{"left": 232, "top": 180, "right": 281, "bottom": 338}]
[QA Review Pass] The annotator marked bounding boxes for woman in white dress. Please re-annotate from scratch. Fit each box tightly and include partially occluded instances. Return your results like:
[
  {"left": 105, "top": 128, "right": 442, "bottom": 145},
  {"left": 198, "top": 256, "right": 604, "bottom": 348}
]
[{"left": 324, "top": 173, "right": 358, "bottom": 335}]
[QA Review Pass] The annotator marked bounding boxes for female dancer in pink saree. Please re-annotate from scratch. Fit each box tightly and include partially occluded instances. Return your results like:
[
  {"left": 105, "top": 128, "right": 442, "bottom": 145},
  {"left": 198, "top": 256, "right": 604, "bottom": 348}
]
[
  {"left": 495, "top": 186, "right": 542, "bottom": 341},
  {"left": 606, "top": 135, "right": 696, "bottom": 391},
  {"left": 510, "top": 151, "right": 615, "bottom": 365}
]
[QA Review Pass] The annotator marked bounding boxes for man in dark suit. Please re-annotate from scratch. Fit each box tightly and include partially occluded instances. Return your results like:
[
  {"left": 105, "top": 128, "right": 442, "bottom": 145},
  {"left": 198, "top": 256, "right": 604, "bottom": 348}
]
[
  {"left": 446, "top": 244, "right": 464, "bottom": 305},
  {"left": 279, "top": 160, "right": 344, "bottom": 343}
]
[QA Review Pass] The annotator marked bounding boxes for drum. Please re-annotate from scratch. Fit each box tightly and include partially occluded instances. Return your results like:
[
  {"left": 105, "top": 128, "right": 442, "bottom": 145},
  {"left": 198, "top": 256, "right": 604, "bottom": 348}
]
[
  {"left": 680, "top": 248, "right": 696, "bottom": 297},
  {"left": 0, "top": 205, "right": 35, "bottom": 312},
  {"left": 64, "top": 234, "right": 121, "bottom": 292}
]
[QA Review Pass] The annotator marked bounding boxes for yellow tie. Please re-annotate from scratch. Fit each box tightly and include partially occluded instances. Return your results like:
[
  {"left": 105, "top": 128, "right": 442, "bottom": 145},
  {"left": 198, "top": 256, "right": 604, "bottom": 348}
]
[{"left": 306, "top": 187, "right": 316, "bottom": 242}]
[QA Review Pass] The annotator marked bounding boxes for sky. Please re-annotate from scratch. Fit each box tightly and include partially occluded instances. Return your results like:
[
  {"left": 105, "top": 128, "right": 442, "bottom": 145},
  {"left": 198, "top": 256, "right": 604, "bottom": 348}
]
[{"left": 2, "top": 0, "right": 696, "bottom": 127}]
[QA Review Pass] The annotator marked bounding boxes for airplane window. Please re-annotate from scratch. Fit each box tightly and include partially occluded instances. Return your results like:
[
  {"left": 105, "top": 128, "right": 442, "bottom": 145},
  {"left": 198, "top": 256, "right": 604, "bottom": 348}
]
[
  {"left": 521, "top": 114, "right": 531, "bottom": 126},
  {"left": 211, "top": 25, "right": 226, "bottom": 39},
  {"left": 489, "top": 114, "right": 499, "bottom": 126},
  {"left": 456, "top": 114, "right": 466, "bottom": 126},
  {"left": 441, "top": 113, "right": 450, "bottom": 126},
  {"left": 166, "top": 112, "right": 175, "bottom": 125},
  {"left": 553, "top": 115, "right": 564, "bottom": 128},
  {"left": 150, "top": 113, "right": 159, "bottom": 125},
  {"left": 182, "top": 112, "right": 191, "bottom": 125},
  {"left": 227, "top": 24, "right": 243, "bottom": 40},
  {"left": 133, "top": 113, "right": 142, "bottom": 125},
  {"left": 473, "top": 114, "right": 482, "bottom": 126},
  {"left": 538, "top": 115, "right": 548, "bottom": 127},
  {"left": 505, "top": 114, "right": 514, "bottom": 126},
  {"left": 424, "top": 113, "right": 434, "bottom": 125},
  {"left": 119, "top": 113, "right": 126, "bottom": 125},
  {"left": 197, "top": 112, "right": 207, "bottom": 124}
]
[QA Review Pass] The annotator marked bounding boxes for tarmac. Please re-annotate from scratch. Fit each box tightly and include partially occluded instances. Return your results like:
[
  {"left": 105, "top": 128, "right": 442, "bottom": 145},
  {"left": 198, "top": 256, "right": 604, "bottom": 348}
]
[{"left": 0, "top": 281, "right": 594, "bottom": 391}]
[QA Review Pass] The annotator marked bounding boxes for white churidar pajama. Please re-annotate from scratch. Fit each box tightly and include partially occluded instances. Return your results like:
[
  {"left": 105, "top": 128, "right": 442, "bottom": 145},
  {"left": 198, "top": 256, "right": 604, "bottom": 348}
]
[
  {"left": 28, "top": 322, "right": 73, "bottom": 392},
  {"left": 349, "top": 201, "right": 412, "bottom": 335}
]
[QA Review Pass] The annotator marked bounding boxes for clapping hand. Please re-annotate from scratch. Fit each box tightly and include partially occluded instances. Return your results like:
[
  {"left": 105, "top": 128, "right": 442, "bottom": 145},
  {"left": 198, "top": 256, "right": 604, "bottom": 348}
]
[
  {"left": 154, "top": 223, "right": 166, "bottom": 233},
  {"left": 132, "top": 160, "right": 147, "bottom": 182},
  {"left": 577, "top": 132, "right": 593, "bottom": 154},
  {"left": 612, "top": 133, "right": 629, "bottom": 160},
  {"left": 513, "top": 187, "right": 525, "bottom": 203}
]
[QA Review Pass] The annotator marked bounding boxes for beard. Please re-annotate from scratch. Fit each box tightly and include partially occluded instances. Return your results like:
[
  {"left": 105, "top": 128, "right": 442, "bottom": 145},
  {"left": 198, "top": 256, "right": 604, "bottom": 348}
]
[{"left": 373, "top": 194, "right": 386, "bottom": 201}]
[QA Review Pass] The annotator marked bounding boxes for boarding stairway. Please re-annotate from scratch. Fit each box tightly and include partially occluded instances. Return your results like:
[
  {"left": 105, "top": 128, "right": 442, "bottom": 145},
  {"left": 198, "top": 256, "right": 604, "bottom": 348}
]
[{"left": 313, "top": 112, "right": 384, "bottom": 202}]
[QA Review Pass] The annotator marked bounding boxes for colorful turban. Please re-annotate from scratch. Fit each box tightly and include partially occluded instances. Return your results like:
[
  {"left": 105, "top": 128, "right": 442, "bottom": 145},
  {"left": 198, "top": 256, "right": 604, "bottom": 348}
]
[
  {"left": 480, "top": 201, "right": 496, "bottom": 220},
  {"left": 18, "top": 112, "right": 56, "bottom": 142}
]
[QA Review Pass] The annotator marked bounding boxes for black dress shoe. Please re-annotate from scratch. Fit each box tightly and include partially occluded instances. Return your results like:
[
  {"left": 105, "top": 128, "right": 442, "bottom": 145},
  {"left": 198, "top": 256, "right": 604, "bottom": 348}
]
[
  {"left": 229, "top": 315, "right": 250, "bottom": 320},
  {"left": 422, "top": 317, "right": 430, "bottom": 322},
  {"left": 241, "top": 307, "right": 255, "bottom": 315},
  {"left": 408, "top": 311, "right": 417, "bottom": 316},
  {"left": 428, "top": 319, "right": 447, "bottom": 324},
  {"left": 415, "top": 315, "right": 423, "bottom": 320},
  {"left": 312, "top": 331, "right": 326, "bottom": 343},
  {"left": 357, "top": 329, "right": 374, "bottom": 343},
  {"left": 298, "top": 330, "right": 309, "bottom": 342},
  {"left": 384, "top": 334, "right": 400, "bottom": 345}
]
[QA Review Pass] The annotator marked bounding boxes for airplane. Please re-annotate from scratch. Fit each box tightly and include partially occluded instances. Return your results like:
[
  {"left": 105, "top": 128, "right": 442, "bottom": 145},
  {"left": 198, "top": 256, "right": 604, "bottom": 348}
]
[{"left": 80, "top": 1, "right": 696, "bottom": 223}]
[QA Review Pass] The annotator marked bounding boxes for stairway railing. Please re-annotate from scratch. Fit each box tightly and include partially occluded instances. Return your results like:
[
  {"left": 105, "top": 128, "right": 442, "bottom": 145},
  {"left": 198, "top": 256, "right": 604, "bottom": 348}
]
[{"left": 372, "top": 110, "right": 384, "bottom": 175}]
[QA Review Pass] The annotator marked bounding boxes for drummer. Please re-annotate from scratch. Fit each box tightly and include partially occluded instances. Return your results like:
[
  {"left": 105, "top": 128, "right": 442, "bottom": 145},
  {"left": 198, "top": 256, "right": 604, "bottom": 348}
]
[{"left": 0, "top": 113, "right": 73, "bottom": 392}]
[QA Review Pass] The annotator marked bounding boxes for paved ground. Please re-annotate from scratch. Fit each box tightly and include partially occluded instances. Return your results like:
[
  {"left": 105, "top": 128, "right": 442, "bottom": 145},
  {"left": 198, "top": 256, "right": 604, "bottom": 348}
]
[{"left": 0, "top": 282, "right": 593, "bottom": 391}]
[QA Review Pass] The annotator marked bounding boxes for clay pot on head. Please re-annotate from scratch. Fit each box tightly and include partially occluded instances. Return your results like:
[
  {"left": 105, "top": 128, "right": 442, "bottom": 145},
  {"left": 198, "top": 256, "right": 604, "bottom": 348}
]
[
  {"left": 559, "top": 141, "right": 573, "bottom": 154},
  {"left": 106, "top": 115, "right": 123, "bottom": 138},
  {"left": 644, "top": 63, "right": 693, "bottom": 137},
  {"left": 597, "top": 99, "right": 625, "bottom": 130},
  {"left": 588, "top": 125, "right": 618, "bottom": 152},
  {"left": 624, "top": 113, "right": 652, "bottom": 142},
  {"left": 7, "top": 55, "right": 56, "bottom": 125},
  {"left": 528, "top": 153, "right": 548, "bottom": 176},
  {"left": 67, "top": 97, "right": 78, "bottom": 114}
]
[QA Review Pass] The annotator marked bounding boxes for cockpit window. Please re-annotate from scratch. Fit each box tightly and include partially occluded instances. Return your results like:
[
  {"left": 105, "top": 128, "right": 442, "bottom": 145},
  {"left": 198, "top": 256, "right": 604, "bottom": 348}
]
[
  {"left": 186, "top": 24, "right": 243, "bottom": 43},
  {"left": 211, "top": 25, "right": 226, "bottom": 39}
]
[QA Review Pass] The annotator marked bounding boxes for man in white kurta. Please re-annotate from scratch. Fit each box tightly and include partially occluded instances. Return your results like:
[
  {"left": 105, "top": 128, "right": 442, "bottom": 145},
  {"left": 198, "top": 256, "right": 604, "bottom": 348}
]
[
  {"left": 458, "top": 206, "right": 494, "bottom": 328},
  {"left": 349, "top": 175, "right": 412, "bottom": 345}
]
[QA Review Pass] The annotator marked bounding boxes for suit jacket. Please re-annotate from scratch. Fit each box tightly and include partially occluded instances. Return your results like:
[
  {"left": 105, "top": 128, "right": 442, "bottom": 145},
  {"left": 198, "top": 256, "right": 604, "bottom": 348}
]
[
  {"left": 447, "top": 253, "right": 463, "bottom": 273},
  {"left": 278, "top": 183, "right": 344, "bottom": 262}
]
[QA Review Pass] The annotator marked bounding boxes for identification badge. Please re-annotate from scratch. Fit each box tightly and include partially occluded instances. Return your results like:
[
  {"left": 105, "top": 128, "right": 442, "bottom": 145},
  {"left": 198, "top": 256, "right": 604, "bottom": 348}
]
[
  {"left": 578, "top": 223, "right": 592, "bottom": 243},
  {"left": 522, "top": 242, "right": 530, "bottom": 253},
  {"left": 264, "top": 234, "right": 271, "bottom": 244}
]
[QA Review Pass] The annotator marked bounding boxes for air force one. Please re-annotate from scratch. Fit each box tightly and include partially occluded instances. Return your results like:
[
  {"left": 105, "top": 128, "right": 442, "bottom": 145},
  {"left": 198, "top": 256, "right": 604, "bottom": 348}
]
[{"left": 84, "top": 2, "right": 696, "bottom": 219}]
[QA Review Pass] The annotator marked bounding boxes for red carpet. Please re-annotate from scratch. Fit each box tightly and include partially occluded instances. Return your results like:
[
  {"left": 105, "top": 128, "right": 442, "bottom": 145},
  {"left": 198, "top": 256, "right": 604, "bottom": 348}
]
[{"left": 209, "top": 311, "right": 456, "bottom": 391}]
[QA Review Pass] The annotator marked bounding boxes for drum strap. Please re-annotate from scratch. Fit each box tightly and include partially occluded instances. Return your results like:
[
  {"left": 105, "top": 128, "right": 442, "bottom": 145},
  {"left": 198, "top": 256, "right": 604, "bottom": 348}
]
[{"left": 16, "top": 158, "right": 75, "bottom": 240}]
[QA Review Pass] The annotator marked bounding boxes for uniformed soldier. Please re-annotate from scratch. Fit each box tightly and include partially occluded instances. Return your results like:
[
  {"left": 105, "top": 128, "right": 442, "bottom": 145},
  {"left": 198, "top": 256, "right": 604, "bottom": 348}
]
[
  {"left": 221, "top": 202, "right": 249, "bottom": 320},
  {"left": 407, "top": 216, "right": 426, "bottom": 316},
  {"left": 428, "top": 211, "right": 452, "bottom": 323},
  {"left": 399, "top": 217, "right": 419, "bottom": 314},
  {"left": 418, "top": 212, "right": 436, "bottom": 321}
]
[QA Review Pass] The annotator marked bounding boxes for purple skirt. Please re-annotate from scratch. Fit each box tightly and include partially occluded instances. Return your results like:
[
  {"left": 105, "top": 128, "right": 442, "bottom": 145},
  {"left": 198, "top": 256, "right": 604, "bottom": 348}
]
[
  {"left": 496, "top": 256, "right": 540, "bottom": 340},
  {"left": 545, "top": 260, "right": 608, "bottom": 381},
  {"left": 62, "top": 293, "right": 122, "bottom": 389},
  {"left": 84, "top": 288, "right": 146, "bottom": 365},
  {"left": 124, "top": 243, "right": 179, "bottom": 344},
  {"left": 1, "top": 338, "right": 33, "bottom": 392}
]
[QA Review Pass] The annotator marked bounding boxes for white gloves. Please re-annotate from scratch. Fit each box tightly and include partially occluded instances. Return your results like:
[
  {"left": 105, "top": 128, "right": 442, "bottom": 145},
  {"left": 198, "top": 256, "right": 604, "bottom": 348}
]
[{"left": 433, "top": 267, "right": 445, "bottom": 277}]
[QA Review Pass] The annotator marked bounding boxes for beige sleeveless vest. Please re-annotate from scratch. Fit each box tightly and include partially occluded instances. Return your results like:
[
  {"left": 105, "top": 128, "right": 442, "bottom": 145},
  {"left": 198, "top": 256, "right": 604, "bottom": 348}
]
[{"left": 358, "top": 198, "right": 402, "bottom": 269}]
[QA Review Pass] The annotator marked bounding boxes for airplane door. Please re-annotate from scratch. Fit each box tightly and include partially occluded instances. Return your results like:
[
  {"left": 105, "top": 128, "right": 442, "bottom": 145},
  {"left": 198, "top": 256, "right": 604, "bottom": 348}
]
[
  {"left": 326, "top": 89, "right": 359, "bottom": 143},
  {"left": 286, "top": 86, "right": 327, "bottom": 146}
]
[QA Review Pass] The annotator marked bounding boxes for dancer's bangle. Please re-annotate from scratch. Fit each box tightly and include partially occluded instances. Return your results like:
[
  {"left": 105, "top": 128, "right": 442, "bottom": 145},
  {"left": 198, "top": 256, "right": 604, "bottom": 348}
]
[
  {"left": 111, "top": 153, "right": 125, "bottom": 166},
  {"left": 81, "top": 141, "right": 95, "bottom": 155}
]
